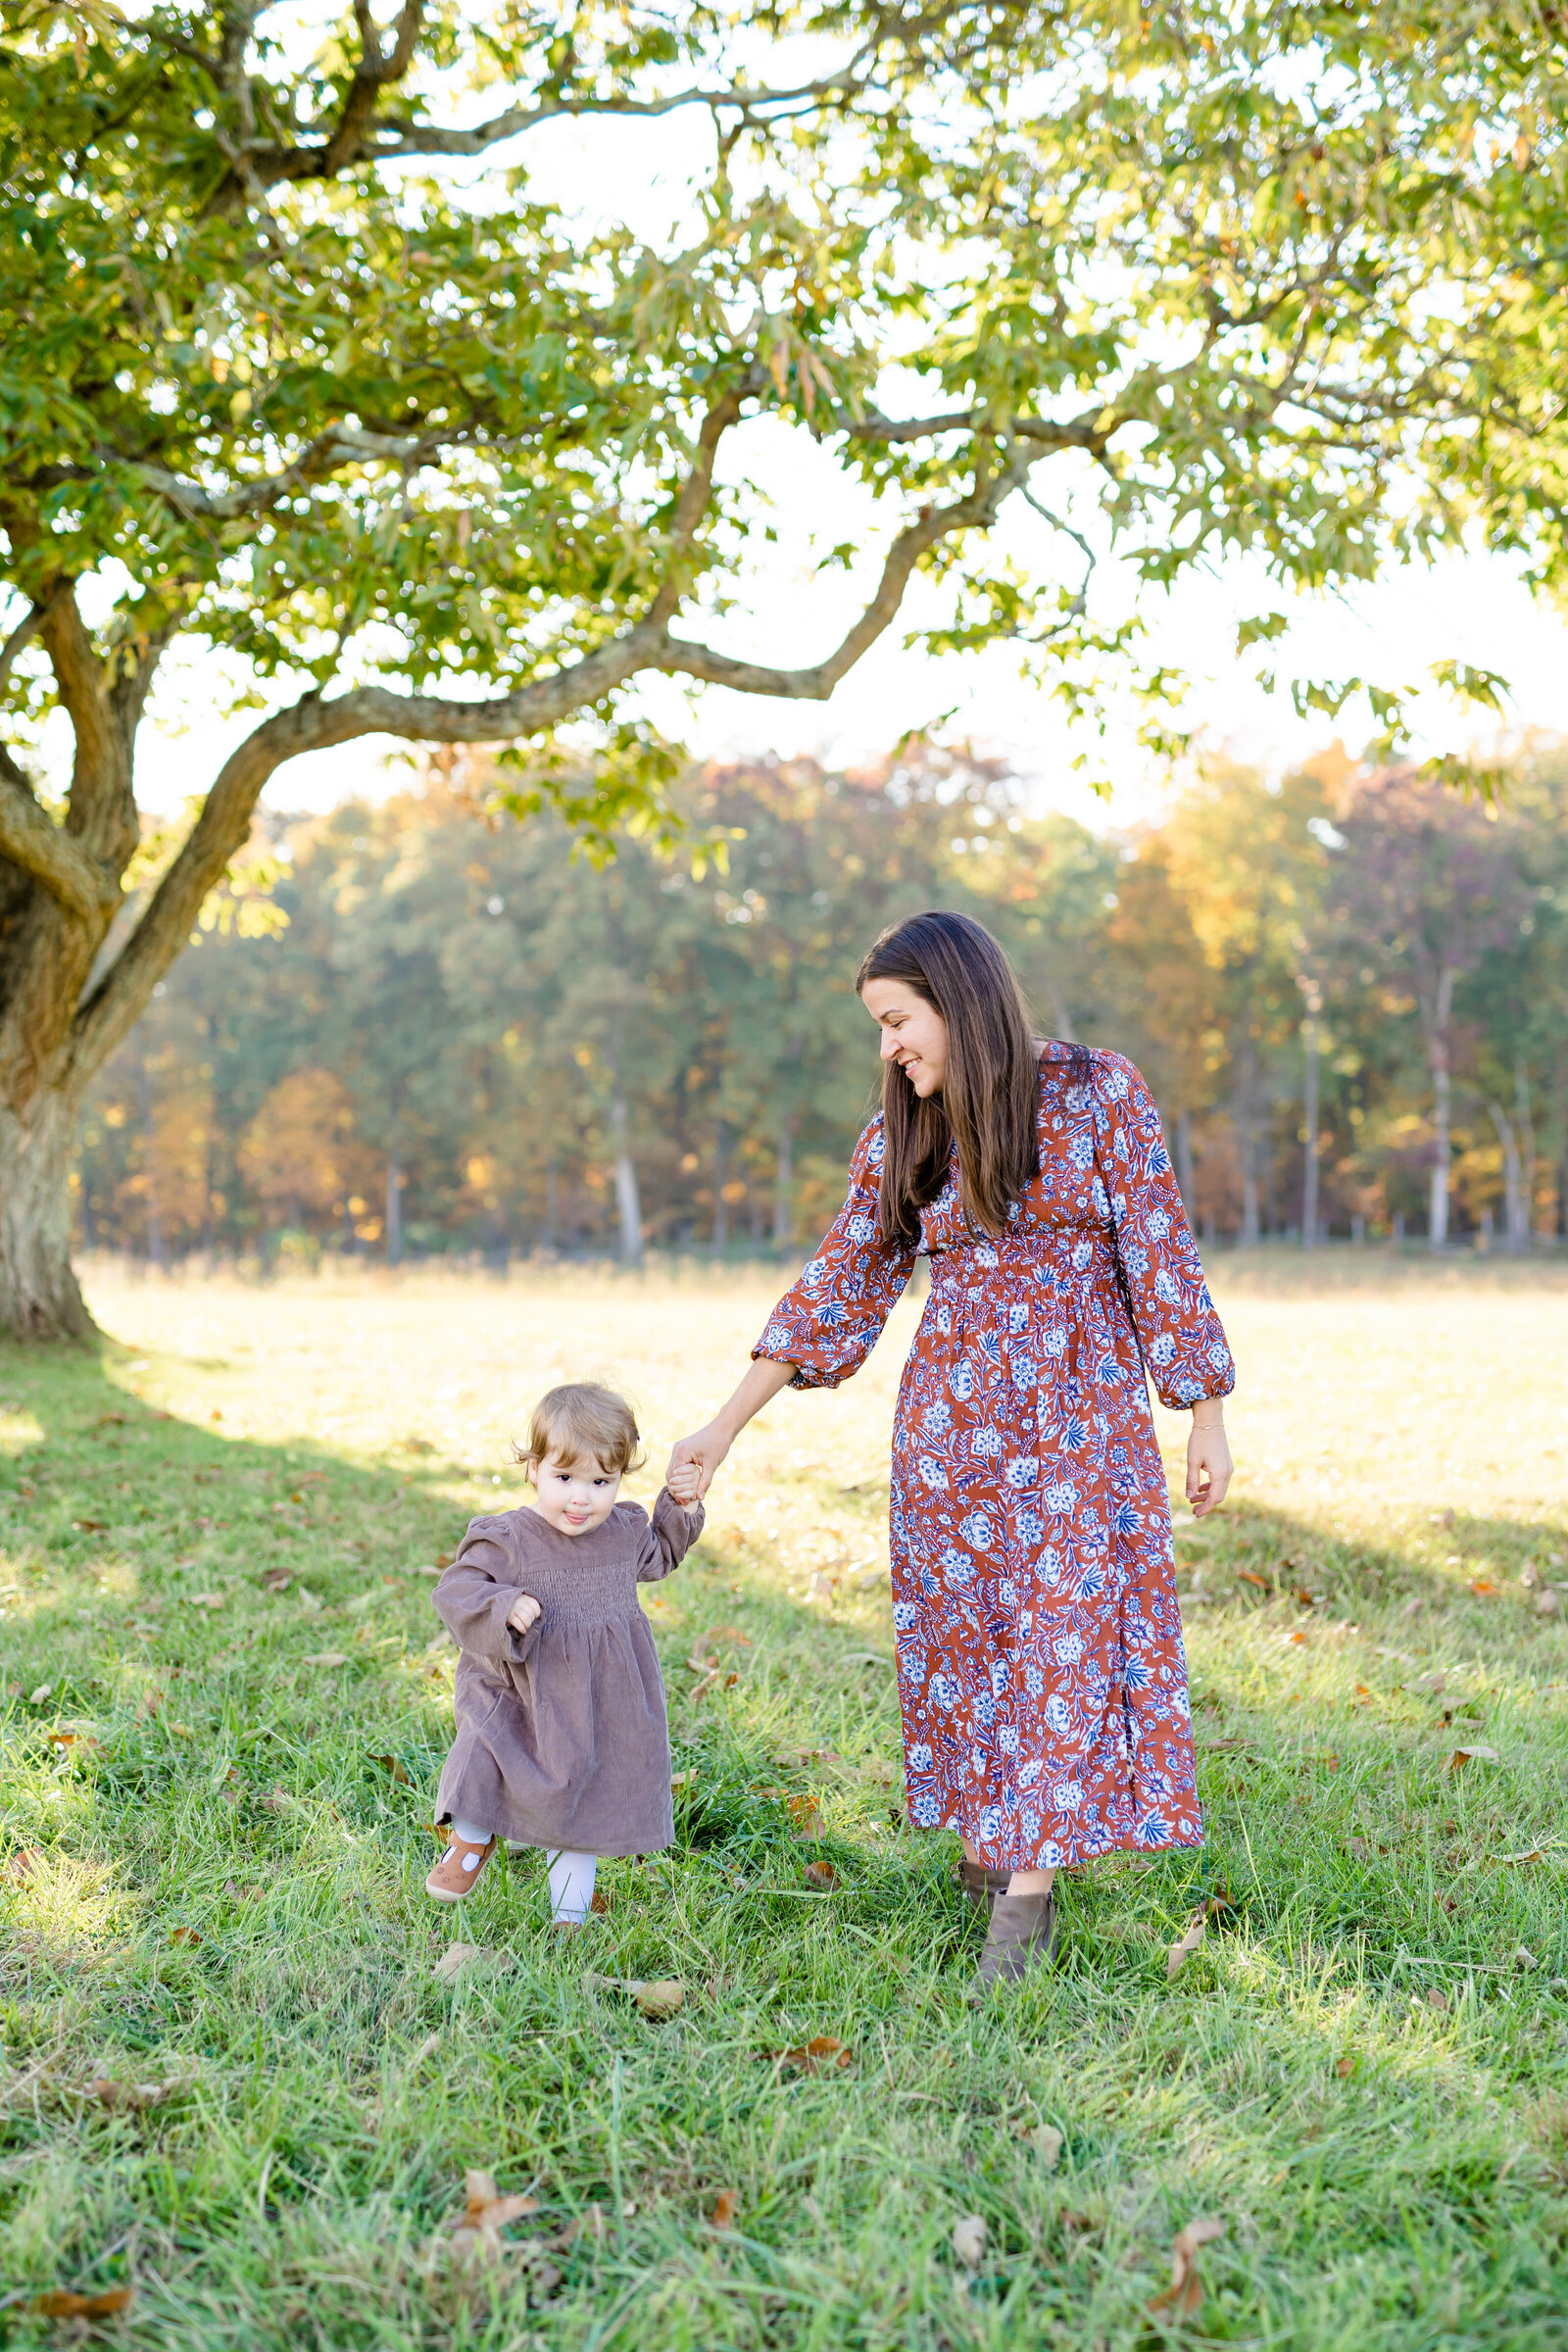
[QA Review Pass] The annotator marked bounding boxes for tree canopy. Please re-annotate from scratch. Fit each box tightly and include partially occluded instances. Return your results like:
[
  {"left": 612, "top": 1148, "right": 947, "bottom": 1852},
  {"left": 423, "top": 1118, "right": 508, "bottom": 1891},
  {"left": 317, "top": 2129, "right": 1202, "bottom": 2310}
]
[{"left": 3, "top": 0, "right": 1568, "bottom": 1333}]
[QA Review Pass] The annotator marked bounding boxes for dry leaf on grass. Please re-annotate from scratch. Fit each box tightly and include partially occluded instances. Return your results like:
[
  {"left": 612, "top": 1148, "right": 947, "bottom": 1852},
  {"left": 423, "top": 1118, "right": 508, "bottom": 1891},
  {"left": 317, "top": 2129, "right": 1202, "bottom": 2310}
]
[
  {"left": 447, "top": 2168, "right": 539, "bottom": 2258},
  {"left": 370, "top": 1752, "right": 412, "bottom": 1786},
  {"left": 434, "top": 1942, "right": 507, "bottom": 1982},
  {"left": 1236, "top": 1570, "right": 1268, "bottom": 1590},
  {"left": 586, "top": 1972, "right": 684, "bottom": 2020},
  {"left": 47, "top": 1727, "right": 100, "bottom": 1752},
  {"left": 1537, "top": 1590, "right": 1560, "bottom": 1617},
  {"left": 1427, "top": 1987, "right": 1448, "bottom": 2011},
  {"left": 1447, "top": 1745, "right": 1500, "bottom": 1770},
  {"left": 301, "top": 1651, "right": 349, "bottom": 1668},
  {"left": 27, "top": 1683, "right": 51, "bottom": 1704},
  {"left": 1148, "top": 2216, "right": 1226, "bottom": 2316},
  {"left": 669, "top": 1769, "right": 697, "bottom": 1789},
  {"left": 702, "top": 1626, "right": 751, "bottom": 1646},
  {"left": 73, "top": 1517, "right": 108, "bottom": 1533},
  {"left": 1025, "top": 2123, "right": 1063, "bottom": 2167},
  {"left": 8, "top": 1844, "right": 44, "bottom": 1882},
  {"left": 710, "top": 2188, "right": 739, "bottom": 2229},
  {"left": 30, "top": 2285, "right": 134, "bottom": 2320},
  {"left": 1167, "top": 1912, "right": 1206, "bottom": 1978},
  {"left": 777, "top": 2035, "right": 853, "bottom": 2074},
  {"left": 262, "top": 1569, "right": 291, "bottom": 1592},
  {"left": 803, "top": 1859, "right": 838, "bottom": 1891},
  {"left": 1336, "top": 2056, "right": 1355, "bottom": 2080},
  {"left": 787, "top": 1794, "right": 823, "bottom": 1840},
  {"left": 169, "top": 1926, "right": 202, "bottom": 1948},
  {"left": 84, "top": 2077, "right": 176, "bottom": 2111},
  {"left": 188, "top": 1592, "right": 225, "bottom": 1610},
  {"left": 951, "top": 2214, "right": 988, "bottom": 2272}
]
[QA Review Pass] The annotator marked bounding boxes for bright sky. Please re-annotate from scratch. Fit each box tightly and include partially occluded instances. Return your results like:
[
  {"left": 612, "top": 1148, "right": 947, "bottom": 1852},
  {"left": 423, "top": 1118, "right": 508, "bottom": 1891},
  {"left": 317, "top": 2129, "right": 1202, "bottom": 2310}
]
[{"left": 63, "top": 84, "right": 1568, "bottom": 835}]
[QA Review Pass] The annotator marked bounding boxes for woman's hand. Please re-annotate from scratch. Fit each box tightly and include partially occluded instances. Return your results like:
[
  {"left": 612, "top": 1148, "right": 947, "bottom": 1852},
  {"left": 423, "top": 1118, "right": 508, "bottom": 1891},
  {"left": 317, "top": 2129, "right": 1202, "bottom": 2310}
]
[
  {"left": 668, "top": 1358, "right": 799, "bottom": 1503},
  {"left": 665, "top": 1421, "right": 733, "bottom": 1504},
  {"left": 1186, "top": 1413, "right": 1232, "bottom": 1519}
]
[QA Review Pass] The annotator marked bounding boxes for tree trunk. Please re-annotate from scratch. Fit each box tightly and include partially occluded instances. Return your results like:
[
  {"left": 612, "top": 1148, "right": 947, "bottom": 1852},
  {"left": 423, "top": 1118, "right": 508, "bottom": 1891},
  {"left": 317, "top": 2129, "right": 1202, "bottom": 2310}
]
[
  {"left": 711, "top": 1119, "right": 730, "bottom": 1255},
  {"left": 610, "top": 1094, "right": 643, "bottom": 1266},
  {"left": 1301, "top": 1014, "right": 1319, "bottom": 1250},
  {"left": 0, "top": 1085, "right": 96, "bottom": 1339},
  {"left": 1175, "top": 1107, "right": 1198, "bottom": 1225},
  {"left": 386, "top": 1152, "right": 405, "bottom": 1263},
  {"left": 1515, "top": 1051, "right": 1537, "bottom": 1245},
  {"left": 1488, "top": 1102, "right": 1528, "bottom": 1252},
  {"left": 1426, "top": 965, "right": 1455, "bottom": 1250},
  {"left": 773, "top": 1111, "right": 796, "bottom": 1251},
  {"left": 1233, "top": 1040, "right": 1261, "bottom": 1247}
]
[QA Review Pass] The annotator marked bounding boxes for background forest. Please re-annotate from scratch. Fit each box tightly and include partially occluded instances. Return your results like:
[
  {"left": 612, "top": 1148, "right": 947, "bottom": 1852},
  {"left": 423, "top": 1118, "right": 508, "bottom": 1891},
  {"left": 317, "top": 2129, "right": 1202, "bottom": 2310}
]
[{"left": 76, "top": 741, "right": 1568, "bottom": 1266}]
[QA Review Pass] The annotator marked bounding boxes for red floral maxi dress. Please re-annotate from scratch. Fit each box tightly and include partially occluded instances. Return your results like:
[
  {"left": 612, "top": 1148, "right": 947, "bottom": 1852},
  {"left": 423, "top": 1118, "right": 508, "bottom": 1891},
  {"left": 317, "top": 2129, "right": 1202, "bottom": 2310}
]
[{"left": 755, "top": 1047, "right": 1235, "bottom": 1872}]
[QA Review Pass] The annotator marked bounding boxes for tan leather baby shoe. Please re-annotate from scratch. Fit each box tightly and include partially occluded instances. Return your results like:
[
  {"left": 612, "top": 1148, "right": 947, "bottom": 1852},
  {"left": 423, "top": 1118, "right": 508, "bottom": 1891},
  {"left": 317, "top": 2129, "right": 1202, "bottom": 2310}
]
[{"left": 425, "top": 1830, "right": 496, "bottom": 1902}]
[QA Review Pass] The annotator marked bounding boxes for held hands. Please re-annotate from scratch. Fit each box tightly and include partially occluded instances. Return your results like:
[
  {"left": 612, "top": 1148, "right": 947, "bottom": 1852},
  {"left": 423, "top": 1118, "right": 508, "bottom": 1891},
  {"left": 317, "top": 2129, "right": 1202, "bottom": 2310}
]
[
  {"left": 664, "top": 1457, "right": 703, "bottom": 1508},
  {"left": 664, "top": 1422, "right": 732, "bottom": 1505},
  {"left": 1186, "top": 1414, "right": 1233, "bottom": 1519},
  {"left": 506, "top": 1592, "right": 542, "bottom": 1637}
]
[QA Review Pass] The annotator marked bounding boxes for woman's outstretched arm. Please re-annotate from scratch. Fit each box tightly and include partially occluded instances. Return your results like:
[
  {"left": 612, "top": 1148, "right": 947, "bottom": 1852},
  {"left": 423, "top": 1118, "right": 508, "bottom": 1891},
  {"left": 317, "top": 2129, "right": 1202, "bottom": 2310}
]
[{"left": 666, "top": 1356, "right": 797, "bottom": 1501}]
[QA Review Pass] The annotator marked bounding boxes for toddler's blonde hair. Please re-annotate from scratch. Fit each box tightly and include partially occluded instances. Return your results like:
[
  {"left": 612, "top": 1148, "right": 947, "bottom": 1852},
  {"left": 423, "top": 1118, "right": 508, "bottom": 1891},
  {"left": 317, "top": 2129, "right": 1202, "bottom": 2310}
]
[{"left": 514, "top": 1382, "right": 644, "bottom": 1477}]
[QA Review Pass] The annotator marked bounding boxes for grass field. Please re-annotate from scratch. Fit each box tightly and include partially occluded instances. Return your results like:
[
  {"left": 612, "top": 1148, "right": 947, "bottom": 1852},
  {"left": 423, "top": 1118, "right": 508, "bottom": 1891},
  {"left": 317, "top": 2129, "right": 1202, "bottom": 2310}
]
[{"left": 3, "top": 1253, "right": 1567, "bottom": 2349}]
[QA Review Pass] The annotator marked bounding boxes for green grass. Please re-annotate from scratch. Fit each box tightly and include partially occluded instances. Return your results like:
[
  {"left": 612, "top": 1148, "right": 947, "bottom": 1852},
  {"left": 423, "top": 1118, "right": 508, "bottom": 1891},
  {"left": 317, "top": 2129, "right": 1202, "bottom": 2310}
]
[{"left": 3, "top": 1266, "right": 1568, "bottom": 2349}]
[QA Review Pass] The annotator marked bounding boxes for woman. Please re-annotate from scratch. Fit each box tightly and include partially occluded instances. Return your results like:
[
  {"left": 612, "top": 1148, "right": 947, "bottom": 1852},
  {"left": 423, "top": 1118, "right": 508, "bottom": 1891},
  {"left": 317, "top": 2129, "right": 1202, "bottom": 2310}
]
[{"left": 667, "top": 911, "right": 1234, "bottom": 1988}]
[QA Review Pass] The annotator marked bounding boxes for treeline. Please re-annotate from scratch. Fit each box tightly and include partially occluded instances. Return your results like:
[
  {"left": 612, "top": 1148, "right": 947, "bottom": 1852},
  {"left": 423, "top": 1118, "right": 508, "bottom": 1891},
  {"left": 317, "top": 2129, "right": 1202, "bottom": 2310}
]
[{"left": 75, "top": 739, "right": 1568, "bottom": 1261}]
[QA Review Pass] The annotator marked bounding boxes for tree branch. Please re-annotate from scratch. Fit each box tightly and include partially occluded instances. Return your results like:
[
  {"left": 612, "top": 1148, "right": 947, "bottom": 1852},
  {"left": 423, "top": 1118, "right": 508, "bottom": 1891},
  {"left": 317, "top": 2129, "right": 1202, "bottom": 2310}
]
[
  {"left": 0, "top": 605, "right": 42, "bottom": 691},
  {"left": 0, "top": 746, "right": 119, "bottom": 925},
  {"left": 654, "top": 456, "right": 1037, "bottom": 698},
  {"left": 37, "top": 585, "right": 140, "bottom": 874},
  {"left": 247, "top": 63, "right": 866, "bottom": 183}
]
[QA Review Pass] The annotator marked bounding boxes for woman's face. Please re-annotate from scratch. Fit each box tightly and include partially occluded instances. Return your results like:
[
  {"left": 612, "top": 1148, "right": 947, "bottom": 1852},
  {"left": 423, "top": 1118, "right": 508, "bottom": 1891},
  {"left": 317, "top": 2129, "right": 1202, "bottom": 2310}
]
[{"left": 862, "top": 977, "right": 949, "bottom": 1098}]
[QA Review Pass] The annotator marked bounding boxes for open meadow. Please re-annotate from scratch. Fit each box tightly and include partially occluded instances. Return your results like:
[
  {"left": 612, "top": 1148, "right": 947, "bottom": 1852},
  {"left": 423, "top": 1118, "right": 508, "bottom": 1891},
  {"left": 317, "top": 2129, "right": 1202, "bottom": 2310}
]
[{"left": 3, "top": 1254, "right": 1568, "bottom": 2350}]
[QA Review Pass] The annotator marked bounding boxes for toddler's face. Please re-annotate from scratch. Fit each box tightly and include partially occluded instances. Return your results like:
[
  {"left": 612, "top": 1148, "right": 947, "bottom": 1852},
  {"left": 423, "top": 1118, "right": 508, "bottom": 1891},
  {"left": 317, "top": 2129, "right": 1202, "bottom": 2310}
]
[{"left": 530, "top": 1449, "right": 621, "bottom": 1537}]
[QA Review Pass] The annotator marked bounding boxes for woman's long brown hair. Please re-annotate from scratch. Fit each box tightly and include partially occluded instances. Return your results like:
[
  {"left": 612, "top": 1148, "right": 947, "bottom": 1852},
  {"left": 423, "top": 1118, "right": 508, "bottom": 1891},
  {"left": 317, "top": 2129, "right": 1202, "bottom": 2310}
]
[{"left": 858, "top": 910, "right": 1071, "bottom": 1246}]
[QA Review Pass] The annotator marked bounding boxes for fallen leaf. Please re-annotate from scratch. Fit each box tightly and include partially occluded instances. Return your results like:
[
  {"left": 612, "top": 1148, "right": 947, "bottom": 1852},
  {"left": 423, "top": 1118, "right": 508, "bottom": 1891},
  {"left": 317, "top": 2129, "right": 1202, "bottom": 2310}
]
[
  {"left": 703, "top": 1626, "right": 751, "bottom": 1645},
  {"left": 1413, "top": 1671, "right": 1446, "bottom": 1693},
  {"left": 778, "top": 2034, "right": 853, "bottom": 2074},
  {"left": 803, "top": 1859, "right": 838, "bottom": 1891},
  {"left": 370, "top": 1752, "right": 412, "bottom": 1786},
  {"left": 1026, "top": 2123, "right": 1063, "bottom": 2167},
  {"left": 95, "top": 1412, "right": 126, "bottom": 1427},
  {"left": 1347, "top": 1837, "right": 1370, "bottom": 1860},
  {"left": 686, "top": 1650, "right": 719, "bottom": 1675},
  {"left": 436, "top": 1551, "right": 452, "bottom": 1569},
  {"left": 951, "top": 2214, "right": 988, "bottom": 2272},
  {"left": 1438, "top": 1506, "right": 1455, "bottom": 1529},
  {"left": 669, "top": 1769, "right": 697, "bottom": 1789},
  {"left": 301, "top": 1651, "right": 348, "bottom": 1668},
  {"left": 1494, "top": 1846, "right": 1545, "bottom": 1867},
  {"left": 434, "top": 1942, "right": 501, "bottom": 1981},
  {"left": 1289, "top": 1630, "right": 1307, "bottom": 1645},
  {"left": 258, "top": 1787, "right": 295, "bottom": 1814},
  {"left": 85, "top": 2077, "right": 171, "bottom": 2111},
  {"left": 1149, "top": 2216, "right": 1225, "bottom": 2316},
  {"left": 1447, "top": 1745, "right": 1500, "bottom": 1770},
  {"left": 1427, "top": 1986, "right": 1448, "bottom": 2011},
  {"left": 47, "top": 1727, "right": 100, "bottom": 1752},
  {"left": 586, "top": 1972, "right": 684, "bottom": 2020},
  {"left": 8, "top": 1843, "right": 44, "bottom": 1882},
  {"left": 710, "top": 2188, "right": 739, "bottom": 2229},
  {"left": 73, "top": 1518, "right": 108, "bottom": 1533},
  {"left": 1514, "top": 1944, "right": 1539, "bottom": 1971},
  {"left": 169, "top": 1926, "right": 202, "bottom": 1947},
  {"left": 189, "top": 1591, "right": 225, "bottom": 1609},
  {"left": 262, "top": 1569, "right": 291, "bottom": 1592},
  {"left": 30, "top": 2286, "right": 134, "bottom": 2320},
  {"left": 590, "top": 1887, "right": 610, "bottom": 1914},
  {"left": 1292, "top": 1587, "right": 1314, "bottom": 1607},
  {"left": 27, "top": 1683, "right": 52, "bottom": 1704},
  {"left": 406, "top": 1563, "right": 443, "bottom": 1578},
  {"left": 452, "top": 2169, "right": 538, "bottom": 2231},
  {"left": 787, "top": 1794, "right": 823, "bottom": 1839},
  {"left": 1236, "top": 1570, "right": 1269, "bottom": 1589},
  {"left": 1470, "top": 1579, "right": 1498, "bottom": 1598},
  {"left": 1536, "top": 1590, "right": 1560, "bottom": 1617},
  {"left": 1336, "top": 2055, "right": 1354, "bottom": 2078},
  {"left": 210, "top": 1409, "right": 222, "bottom": 1422}
]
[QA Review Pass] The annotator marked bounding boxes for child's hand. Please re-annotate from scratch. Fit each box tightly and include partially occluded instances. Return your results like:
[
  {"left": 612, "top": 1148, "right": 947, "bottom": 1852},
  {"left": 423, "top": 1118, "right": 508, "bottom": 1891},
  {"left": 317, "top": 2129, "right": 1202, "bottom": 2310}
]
[
  {"left": 507, "top": 1592, "right": 542, "bottom": 1635},
  {"left": 665, "top": 1463, "right": 701, "bottom": 1508}
]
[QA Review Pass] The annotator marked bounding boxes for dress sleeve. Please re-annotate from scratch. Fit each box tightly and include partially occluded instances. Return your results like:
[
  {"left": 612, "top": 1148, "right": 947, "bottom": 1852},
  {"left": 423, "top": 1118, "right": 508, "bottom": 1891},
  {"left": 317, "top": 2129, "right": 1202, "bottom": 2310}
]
[
  {"left": 753, "top": 1115, "right": 917, "bottom": 1391},
  {"left": 1092, "top": 1053, "right": 1235, "bottom": 1409},
  {"left": 432, "top": 1519, "right": 542, "bottom": 1666},
  {"left": 636, "top": 1490, "right": 706, "bottom": 1584}
]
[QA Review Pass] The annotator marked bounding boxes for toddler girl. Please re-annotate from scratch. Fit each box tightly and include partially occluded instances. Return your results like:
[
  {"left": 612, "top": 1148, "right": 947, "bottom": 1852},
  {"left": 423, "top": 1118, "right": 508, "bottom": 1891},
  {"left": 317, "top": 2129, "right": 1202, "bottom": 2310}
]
[{"left": 425, "top": 1381, "right": 703, "bottom": 1923}]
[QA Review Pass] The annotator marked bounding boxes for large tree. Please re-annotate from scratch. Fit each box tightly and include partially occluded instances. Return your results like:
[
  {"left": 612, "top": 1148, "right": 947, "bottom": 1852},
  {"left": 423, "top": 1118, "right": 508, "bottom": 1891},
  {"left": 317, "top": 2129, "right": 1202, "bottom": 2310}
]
[{"left": 3, "top": 0, "right": 1566, "bottom": 1334}]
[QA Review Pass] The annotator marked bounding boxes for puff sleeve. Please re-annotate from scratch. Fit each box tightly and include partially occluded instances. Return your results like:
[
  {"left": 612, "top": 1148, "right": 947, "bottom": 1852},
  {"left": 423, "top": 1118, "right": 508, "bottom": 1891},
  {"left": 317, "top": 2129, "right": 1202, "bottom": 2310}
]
[
  {"left": 432, "top": 1519, "right": 543, "bottom": 1666},
  {"left": 1092, "top": 1053, "right": 1236, "bottom": 1409},
  {"left": 754, "top": 1115, "right": 916, "bottom": 1391}
]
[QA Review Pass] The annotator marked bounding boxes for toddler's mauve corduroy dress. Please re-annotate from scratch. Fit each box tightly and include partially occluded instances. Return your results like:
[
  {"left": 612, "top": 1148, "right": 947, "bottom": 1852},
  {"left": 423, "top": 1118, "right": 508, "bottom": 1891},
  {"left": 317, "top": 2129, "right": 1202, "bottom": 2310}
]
[
  {"left": 756, "top": 1046, "right": 1235, "bottom": 1873},
  {"left": 432, "top": 1489, "right": 702, "bottom": 1855}
]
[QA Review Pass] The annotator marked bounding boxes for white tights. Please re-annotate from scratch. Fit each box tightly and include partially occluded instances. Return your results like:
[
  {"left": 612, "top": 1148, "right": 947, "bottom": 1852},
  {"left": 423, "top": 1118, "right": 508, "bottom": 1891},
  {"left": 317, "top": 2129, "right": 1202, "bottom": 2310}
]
[{"left": 450, "top": 1821, "right": 597, "bottom": 1923}]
